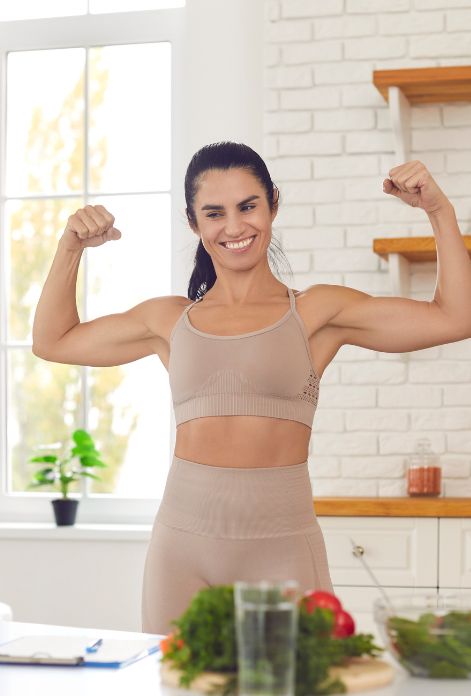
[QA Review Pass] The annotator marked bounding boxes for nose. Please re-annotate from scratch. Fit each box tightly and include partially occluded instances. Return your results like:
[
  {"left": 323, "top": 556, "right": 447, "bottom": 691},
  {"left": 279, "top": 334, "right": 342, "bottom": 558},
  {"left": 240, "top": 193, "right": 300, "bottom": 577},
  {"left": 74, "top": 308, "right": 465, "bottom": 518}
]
[{"left": 224, "top": 212, "right": 247, "bottom": 239}]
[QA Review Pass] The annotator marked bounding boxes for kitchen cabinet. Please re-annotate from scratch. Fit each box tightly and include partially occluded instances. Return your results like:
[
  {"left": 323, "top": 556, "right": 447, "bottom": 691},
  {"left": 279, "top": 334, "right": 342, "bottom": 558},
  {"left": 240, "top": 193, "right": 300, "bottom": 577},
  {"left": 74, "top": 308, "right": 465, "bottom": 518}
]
[
  {"left": 439, "top": 518, "right": 471, "bottom": 589},
  {"left": 318, "top": 517, "right": 437, "bottom": 587},
  {"left": 317, "top": 515, "right": 470, "bottom": 640}
]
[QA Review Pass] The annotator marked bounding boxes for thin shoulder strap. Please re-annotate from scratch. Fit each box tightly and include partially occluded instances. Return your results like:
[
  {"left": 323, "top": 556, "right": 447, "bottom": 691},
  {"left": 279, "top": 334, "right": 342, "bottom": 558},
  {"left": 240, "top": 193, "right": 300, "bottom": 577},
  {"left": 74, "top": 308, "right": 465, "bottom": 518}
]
[
  {"left": 170, "top": 296, "right": 201, "bottom": 343},
  {"left": 184, "top": 296, "right": 202, "bottom": 315},
  {"left": 287, "top": 287, "right": 296, "bottom": 312}
]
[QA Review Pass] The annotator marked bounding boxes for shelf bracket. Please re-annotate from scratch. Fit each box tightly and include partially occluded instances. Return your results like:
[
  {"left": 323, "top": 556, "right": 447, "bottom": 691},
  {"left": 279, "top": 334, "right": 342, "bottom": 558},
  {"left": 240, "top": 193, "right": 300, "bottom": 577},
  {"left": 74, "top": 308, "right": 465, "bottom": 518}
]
[{"left": 388, "top": 86, "right": 411, "bottom": 164}]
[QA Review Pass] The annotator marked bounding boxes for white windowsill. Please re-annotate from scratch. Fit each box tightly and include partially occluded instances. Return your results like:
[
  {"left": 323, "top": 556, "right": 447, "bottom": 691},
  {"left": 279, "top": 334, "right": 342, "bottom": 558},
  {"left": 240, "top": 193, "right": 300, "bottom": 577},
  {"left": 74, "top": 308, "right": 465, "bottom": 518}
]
[{"left": 0, "top": 522, "right": 153, "bottom": 541}]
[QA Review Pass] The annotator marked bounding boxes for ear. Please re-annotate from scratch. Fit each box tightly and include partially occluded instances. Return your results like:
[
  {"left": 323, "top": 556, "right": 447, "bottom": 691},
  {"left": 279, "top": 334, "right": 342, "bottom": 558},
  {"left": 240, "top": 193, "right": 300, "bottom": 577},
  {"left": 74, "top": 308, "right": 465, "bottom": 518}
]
[{"left": 271, "top": 187, "right": 279, "bottom": 221}]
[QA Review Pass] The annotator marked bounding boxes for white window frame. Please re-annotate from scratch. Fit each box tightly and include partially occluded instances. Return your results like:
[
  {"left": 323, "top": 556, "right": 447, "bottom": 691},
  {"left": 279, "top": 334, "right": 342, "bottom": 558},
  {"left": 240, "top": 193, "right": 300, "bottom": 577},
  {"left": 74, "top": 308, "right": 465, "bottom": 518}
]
[{"left": 0, "top": 9, "right": 186, "bottom": 524}]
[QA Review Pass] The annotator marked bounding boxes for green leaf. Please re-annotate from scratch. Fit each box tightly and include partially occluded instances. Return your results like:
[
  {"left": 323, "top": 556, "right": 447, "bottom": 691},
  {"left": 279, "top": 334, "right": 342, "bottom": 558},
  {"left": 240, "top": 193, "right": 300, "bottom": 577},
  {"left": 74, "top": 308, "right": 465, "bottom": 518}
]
[
  {"left": 429, "top": 660, "right": 469, "bottom": 678},
  {"left": 70, "top": 445, "right": 101, "bottom": 457},
  {"left": 34, "top": 468, "right": 56, "bottom": 483},
  {"left": 80, "top": 471, "right": 101, "bottom": 481},
  {"left": 168, "top": 585, "right": 237, "bottom": 686},
  {"left": 60, "top": 473, "right": 78, "bottom": 483},
  {"left": 72, "top": 429, "right": 95, "bottom": 446},
  {"left": 71, "top": 445, "right": 100, "bottom": 457},
  {"left": 29, "top": 455, "right": 58, "bottom": 463},
  {"left": 79, "top": 455, "right": 107, "bottom": 468}
]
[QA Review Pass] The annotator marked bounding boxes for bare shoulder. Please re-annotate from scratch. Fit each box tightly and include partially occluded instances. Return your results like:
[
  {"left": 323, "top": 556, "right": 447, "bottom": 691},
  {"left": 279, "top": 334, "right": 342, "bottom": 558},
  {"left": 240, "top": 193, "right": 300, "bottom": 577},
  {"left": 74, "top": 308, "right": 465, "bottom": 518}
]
[
  {"left": 131, "top": 294, "right": 192, "bottom": 343},
  {"left": 292, "top": 284, "right": 348, "bottom": 328},
  {"left": 294, "top": 283, "right": 369, "bottom": 347},
  {"left": 297, "top": 283, "right": 371, "bottom": 326}
]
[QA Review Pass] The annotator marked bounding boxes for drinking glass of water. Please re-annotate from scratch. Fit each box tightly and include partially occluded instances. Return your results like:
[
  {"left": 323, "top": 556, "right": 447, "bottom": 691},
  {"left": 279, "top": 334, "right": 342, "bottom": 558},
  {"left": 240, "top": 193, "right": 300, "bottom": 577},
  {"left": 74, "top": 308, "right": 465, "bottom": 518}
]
[{"left": 234, "top": 580, "right": 299, "bottom": 696}]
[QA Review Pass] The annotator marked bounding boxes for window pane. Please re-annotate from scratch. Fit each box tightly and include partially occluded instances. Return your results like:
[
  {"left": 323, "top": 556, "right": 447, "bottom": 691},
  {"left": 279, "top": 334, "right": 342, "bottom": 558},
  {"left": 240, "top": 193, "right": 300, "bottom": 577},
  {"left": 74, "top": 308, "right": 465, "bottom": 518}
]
[
  {"left": 4, "top": 32, "right": 174, "bottom": 506},
  {"left": 88, "top": 43, "right": 170, "bottom": 193},
  {"left": 6, "top": 199, "right": 84, "bottom": 342},
  {"left": 8, "top": 351, "right": 82, "bottom": 493},
  {"left": 0, "top": 1, "right": 86, "bottom": 21},
  {"left": 90, "top": 0, "right": 184, "bottom": 12},
  {"left": 86, "top": 194, "right": 171, "bottom": 316},
  {"left": 6, "top": 49, "right": 84, "bottom": 196},
  {"left": 86, "top": 192, "right": 171, "bottom": 497},
  {"left": 88, "top": 357, "right": 171, "bottom": 497}
]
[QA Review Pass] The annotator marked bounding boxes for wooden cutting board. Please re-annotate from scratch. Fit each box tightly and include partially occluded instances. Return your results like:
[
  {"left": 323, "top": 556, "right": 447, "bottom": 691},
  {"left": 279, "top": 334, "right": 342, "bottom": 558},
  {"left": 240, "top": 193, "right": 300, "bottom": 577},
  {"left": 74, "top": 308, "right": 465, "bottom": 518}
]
[
  {"left": 328, "top": 656, "right": 395, "bottom": 693},
  {"left": 160, "top": 661, "right": 236, "bottom": 692},
  {"left": 160, "top": 655, "right": 395, "bottom": 694}
]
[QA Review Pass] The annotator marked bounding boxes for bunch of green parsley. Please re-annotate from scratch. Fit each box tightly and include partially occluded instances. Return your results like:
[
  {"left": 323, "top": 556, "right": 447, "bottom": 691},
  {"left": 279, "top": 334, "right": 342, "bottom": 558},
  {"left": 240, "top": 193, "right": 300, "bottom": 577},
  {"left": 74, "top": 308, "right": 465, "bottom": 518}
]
[{"left": 160, "top": 584, "right": 383, "bottom": 696}]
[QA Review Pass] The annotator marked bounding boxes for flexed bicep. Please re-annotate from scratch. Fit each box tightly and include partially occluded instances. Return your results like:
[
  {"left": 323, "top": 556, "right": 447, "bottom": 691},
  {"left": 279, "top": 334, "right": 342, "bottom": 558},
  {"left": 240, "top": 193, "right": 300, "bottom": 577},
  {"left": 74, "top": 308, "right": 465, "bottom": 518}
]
[{"left": 326, "top": 285, "right": 470, "bottom": 353}]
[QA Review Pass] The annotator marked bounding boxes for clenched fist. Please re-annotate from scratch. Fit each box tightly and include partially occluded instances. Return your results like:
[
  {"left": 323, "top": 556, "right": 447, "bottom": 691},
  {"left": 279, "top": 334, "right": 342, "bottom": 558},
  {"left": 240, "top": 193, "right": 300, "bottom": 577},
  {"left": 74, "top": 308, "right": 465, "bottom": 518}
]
[
  {"left": 60, "top": 204, "right": 121, "bottom": 250},
  {"left": 382, "top": 160, "right": 451, "bottom": 216}
]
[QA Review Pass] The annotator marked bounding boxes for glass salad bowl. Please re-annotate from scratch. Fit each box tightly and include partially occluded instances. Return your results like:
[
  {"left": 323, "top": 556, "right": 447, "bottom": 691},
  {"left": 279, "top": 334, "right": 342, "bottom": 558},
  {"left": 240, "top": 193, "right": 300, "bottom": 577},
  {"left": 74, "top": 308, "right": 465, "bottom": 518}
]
[{"left": 374, "top": 593, "right": 471, "bottom": 679}]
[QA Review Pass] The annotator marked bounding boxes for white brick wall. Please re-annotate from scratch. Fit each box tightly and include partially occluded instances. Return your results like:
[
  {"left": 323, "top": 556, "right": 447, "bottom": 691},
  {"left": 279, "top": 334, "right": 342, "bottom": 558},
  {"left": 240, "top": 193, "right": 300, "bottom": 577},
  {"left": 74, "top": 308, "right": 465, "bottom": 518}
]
[{"left": 263, "top": 0, "right": 471, "bottom": 497}]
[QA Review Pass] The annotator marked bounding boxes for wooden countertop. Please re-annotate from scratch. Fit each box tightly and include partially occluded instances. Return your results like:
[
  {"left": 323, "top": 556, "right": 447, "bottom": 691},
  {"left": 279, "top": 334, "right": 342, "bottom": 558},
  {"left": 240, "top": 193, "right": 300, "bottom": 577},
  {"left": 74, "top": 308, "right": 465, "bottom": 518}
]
[{"left": 313, "top": 497, "right": 471, "bottom": 517}]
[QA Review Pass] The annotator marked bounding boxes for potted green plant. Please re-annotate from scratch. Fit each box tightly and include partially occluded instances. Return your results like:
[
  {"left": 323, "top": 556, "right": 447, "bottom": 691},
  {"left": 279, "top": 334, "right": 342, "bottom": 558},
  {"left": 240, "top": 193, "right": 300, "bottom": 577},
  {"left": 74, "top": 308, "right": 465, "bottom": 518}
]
[{"left": 28, "top": 429, "right": 107, "bottom": 526}]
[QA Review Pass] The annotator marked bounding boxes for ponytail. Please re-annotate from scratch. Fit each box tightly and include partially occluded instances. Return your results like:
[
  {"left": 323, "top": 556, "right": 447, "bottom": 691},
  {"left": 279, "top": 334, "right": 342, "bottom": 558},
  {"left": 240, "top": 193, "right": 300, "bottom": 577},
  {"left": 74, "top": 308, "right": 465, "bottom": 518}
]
[{"left": 188, "top": 239, "right": 217, "bottom": 301}]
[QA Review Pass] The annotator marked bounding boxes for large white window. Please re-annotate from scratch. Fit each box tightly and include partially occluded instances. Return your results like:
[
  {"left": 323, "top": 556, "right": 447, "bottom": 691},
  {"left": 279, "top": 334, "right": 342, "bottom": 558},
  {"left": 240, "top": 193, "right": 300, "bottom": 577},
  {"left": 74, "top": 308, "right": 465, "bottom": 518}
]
[{"left": 0, "top": 4, "right": 185, "bottom": 523}]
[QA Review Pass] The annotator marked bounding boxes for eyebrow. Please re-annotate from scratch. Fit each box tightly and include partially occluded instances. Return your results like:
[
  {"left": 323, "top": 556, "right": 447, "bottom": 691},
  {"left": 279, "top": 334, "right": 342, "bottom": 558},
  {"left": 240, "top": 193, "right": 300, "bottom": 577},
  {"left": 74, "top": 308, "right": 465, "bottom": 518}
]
[{"left": 200, "top": 195, "right": 260, "bottom": 211}]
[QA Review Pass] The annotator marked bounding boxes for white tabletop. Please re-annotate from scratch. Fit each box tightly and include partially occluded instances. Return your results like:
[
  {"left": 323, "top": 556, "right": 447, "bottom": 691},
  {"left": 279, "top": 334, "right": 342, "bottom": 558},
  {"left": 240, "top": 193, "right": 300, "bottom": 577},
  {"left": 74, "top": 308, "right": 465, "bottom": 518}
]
[{"left": 0, "top": 620, "right": 470, "bottom": 696}]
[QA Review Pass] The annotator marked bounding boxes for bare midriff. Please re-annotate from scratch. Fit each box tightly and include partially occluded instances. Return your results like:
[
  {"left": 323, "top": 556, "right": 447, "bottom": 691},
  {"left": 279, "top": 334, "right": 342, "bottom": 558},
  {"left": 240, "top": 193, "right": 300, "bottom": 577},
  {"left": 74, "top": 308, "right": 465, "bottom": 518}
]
[{"left": 174, "top": 416, "right": 311, "bottom": 468}]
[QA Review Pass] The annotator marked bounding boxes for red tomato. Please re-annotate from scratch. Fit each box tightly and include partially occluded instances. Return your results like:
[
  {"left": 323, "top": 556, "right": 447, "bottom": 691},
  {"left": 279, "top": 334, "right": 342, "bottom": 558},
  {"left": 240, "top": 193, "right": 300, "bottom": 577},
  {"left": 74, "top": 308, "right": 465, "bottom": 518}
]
[
  {"left": 301, "top": 590, "right": 343, "bottom": 615},
  {"left": 332, "top": 609, "right": 355, "bottom": 638}
]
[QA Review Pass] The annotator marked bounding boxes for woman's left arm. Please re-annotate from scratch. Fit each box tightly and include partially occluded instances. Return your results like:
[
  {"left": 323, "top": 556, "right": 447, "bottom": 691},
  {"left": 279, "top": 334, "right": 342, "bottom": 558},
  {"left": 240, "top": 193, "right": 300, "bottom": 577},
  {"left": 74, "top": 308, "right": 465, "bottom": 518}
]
[{"left": 323, "top": 161, "right": 471, "bottom": 352}]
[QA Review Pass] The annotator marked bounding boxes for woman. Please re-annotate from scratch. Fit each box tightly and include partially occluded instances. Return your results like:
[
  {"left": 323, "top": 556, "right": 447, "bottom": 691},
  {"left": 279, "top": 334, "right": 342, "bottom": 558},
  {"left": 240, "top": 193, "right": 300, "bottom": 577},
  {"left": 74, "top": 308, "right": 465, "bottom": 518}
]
[{"left": 33, "top": 142, "right": 470, "bottom": 634}]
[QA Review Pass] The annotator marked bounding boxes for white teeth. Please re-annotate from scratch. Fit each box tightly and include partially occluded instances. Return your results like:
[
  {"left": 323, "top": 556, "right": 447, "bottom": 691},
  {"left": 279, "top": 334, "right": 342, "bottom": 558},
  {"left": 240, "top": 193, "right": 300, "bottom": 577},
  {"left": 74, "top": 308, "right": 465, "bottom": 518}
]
[{"left": 224, "top": 236, "right": 255, "bottom": 250}]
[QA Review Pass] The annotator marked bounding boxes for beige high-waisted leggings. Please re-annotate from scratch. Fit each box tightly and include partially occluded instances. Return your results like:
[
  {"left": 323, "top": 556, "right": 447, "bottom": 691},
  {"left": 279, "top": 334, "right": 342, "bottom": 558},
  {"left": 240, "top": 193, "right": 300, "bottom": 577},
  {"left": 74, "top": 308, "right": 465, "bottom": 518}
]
[{"left": 141, "top": 455, "right": 333, "bottom": 635}]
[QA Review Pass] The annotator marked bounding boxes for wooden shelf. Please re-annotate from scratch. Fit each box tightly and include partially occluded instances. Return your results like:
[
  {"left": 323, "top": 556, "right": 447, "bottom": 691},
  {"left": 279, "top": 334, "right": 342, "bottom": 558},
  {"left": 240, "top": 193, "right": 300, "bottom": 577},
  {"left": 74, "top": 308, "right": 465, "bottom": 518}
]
[
  {"left": 373, "top": 65, "right": 471, "bottom": 104},
  {"left": 371, "top": 65, "right": 471, "bottom": 294},
  {"left": 313, "top": 497, "right": 471, "bottom": 517},
  {"left": 373, "top": 235, "right": 471, "bottom": 262}
]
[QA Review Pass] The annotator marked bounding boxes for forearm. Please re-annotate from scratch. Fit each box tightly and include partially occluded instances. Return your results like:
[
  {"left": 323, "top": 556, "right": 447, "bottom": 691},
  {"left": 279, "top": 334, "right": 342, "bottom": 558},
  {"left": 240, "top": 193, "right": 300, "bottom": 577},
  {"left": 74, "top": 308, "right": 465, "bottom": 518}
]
[
  {"left": 429, "top": 203, "right": 471, "bottom": 333},
  {"left": 32, "top": 239, "right": 83, "bottom": 352}
]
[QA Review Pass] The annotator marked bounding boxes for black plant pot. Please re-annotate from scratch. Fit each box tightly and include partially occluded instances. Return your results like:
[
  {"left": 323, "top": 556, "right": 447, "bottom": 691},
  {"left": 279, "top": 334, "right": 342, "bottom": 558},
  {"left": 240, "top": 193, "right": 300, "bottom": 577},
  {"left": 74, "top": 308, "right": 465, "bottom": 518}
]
[{"left": 51, "top": 499, "right": 79, "bottom": 526}]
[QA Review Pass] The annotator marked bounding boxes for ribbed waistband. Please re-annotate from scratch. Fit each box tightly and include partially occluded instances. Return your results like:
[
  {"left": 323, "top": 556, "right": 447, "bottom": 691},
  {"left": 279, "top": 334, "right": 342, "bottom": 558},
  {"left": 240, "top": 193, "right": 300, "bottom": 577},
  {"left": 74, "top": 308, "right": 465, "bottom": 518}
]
[{"left": 155, "top": 455, "right": 318, "bottom": 539}]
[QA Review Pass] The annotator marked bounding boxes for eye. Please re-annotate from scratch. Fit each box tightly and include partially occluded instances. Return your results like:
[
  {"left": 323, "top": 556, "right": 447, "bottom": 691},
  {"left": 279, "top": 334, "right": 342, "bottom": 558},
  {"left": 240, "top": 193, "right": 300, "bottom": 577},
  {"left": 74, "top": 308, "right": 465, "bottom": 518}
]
[{"left": 206, "top": 205, "right": 255, "bottom": 219}]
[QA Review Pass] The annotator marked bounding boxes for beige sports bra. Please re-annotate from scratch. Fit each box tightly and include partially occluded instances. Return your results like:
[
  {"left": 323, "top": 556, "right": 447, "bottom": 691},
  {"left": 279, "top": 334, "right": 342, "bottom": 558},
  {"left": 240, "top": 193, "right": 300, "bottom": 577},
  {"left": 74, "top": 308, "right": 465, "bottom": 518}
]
[{"left": 168, "top": 287, "right": 320, "bottom": 428}]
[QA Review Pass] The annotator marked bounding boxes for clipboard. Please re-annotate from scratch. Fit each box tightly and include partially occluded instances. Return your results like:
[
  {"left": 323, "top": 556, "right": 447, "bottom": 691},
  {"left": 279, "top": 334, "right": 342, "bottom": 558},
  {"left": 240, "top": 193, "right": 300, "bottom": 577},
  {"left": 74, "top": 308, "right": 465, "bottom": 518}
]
[{"left": 0, "top": 635, "right": 161, "bottom": 668}]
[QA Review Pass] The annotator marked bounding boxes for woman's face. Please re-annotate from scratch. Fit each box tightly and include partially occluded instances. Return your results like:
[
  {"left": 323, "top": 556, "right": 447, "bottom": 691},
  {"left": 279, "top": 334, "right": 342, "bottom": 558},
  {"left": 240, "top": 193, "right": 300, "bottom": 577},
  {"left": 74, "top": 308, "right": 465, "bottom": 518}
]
[{"left": 190, "top": 167, "right": 278, "bottom": 271}]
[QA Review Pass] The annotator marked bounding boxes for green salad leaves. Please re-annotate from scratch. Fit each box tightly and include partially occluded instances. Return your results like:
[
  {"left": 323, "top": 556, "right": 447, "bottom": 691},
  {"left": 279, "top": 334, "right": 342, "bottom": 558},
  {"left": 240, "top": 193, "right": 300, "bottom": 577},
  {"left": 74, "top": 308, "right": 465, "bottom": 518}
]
[{"left": 389, "top": 609, "right": 471, "bottom": 678}]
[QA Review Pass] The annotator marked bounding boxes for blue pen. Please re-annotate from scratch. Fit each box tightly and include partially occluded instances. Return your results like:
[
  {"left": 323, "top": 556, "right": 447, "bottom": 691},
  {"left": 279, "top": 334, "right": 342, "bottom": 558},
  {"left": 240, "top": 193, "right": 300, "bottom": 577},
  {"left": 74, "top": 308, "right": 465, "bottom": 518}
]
[{"left": 85, "top": 638, "right": 103, "bottom": 653}]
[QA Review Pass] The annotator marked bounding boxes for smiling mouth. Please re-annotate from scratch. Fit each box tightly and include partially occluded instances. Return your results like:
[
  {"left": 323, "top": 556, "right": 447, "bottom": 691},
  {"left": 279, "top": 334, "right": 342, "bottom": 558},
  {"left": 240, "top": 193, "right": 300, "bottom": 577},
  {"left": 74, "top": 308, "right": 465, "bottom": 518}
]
[{"left": 220, "top": 235, "right": 256, "bottom": 250}]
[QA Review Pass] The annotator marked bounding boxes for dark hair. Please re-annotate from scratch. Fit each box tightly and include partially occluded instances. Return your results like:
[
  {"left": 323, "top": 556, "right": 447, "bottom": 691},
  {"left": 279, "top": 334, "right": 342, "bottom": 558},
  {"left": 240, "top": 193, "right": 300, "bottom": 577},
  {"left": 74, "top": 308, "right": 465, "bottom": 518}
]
[{"left": 185, "top": 141, "right": 293, "bottom": 300}]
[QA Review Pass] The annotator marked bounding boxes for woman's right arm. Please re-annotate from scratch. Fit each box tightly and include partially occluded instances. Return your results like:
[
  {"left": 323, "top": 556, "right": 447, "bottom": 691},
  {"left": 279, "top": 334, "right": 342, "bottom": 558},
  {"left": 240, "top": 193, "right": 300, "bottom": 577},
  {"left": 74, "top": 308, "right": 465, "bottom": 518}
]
[{"left": 32, "top": 204, "right": 163, "bottom": 367}]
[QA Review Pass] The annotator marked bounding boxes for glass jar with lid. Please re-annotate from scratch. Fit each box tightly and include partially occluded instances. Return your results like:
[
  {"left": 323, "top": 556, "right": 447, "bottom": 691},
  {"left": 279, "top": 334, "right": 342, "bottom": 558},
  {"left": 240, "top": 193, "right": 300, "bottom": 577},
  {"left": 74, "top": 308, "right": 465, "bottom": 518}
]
[{"left": 406, "top": 438, "right": 442, "bottom": 497}]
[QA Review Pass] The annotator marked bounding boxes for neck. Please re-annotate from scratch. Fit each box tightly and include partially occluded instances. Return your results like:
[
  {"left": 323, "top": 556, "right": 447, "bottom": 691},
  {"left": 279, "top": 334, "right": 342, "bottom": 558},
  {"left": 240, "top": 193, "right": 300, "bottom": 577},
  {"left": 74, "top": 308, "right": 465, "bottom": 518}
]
[{"left": 204, "top": 267, "right": 287, "bottom": 307}]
